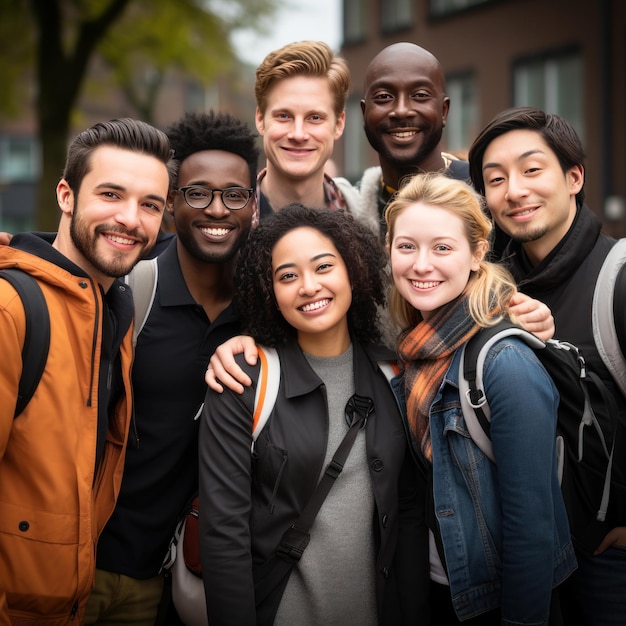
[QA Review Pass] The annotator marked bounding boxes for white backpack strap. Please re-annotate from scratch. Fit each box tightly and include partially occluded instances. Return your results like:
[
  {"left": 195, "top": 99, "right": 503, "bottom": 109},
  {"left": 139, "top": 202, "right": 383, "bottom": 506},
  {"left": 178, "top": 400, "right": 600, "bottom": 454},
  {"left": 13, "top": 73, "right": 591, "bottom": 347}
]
[
  {"left": 459, "top": 342, "right": 496, "bottom": 462},
  {"left": 125, "top": 258, "right": 159, "bottom": 346},
  {"left": 459, "top": 327, "right": 545, "bottom": 463},
  {"left": 593, "top": 238, "right": 626, "bottom": 397},
  {"left": 252, "top": 346, "right": 280, "bottom": 453}
]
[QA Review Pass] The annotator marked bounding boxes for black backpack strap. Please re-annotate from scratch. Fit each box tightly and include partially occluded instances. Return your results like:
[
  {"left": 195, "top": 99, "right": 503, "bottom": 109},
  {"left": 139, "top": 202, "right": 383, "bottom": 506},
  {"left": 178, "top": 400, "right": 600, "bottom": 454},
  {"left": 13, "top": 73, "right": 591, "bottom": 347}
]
[
  {"left": 0, "top": 269, "right": 50, "bottom": 417},
  {"left": 254, "top": 393, "right": 374, "bottom": 605}
]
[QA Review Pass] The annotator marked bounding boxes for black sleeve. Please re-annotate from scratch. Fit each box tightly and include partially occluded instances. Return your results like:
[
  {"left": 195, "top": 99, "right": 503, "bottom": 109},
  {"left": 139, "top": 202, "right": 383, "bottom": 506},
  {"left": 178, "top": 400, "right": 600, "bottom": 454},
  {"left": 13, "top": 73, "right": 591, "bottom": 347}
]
[
  {"left": 198, "top": 356, "right": 259, "bottom": 626},
  {"left": 393, "top": 452, "right": 432, "bottom": 624}
]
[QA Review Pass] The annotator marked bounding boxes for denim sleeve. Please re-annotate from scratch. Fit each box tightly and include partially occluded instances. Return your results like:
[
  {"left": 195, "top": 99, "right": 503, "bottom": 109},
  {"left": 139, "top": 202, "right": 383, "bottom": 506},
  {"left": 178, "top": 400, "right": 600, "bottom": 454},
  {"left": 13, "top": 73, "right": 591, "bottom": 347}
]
[{"left": 482, "top": 338, "right": 560, "bottom": 624}]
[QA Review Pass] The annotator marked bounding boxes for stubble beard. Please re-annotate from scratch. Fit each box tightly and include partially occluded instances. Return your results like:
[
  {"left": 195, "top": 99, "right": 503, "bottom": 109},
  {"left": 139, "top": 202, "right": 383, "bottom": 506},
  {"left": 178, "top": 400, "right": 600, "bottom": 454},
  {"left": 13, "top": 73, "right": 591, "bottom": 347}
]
[
  {"left": 70, "top": 208, "right": 146, "bottom": 279},
  {"left": 503, "top": 220, "right": 550, "bottom": 244}
]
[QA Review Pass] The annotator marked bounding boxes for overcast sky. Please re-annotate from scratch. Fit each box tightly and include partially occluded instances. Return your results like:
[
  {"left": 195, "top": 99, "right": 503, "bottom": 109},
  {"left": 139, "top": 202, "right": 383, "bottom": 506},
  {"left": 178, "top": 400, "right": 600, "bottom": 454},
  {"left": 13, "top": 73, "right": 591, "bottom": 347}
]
[{"left": 232, "top": 0, "right": 342, "bottom": 66}]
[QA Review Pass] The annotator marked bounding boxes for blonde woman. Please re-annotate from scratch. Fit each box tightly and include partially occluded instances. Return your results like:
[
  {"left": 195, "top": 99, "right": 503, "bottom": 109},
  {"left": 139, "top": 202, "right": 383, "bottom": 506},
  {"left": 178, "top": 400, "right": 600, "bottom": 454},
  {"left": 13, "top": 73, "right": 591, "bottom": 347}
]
[{"left": 386, "top": 173, "right": 576, "bottom": 625}]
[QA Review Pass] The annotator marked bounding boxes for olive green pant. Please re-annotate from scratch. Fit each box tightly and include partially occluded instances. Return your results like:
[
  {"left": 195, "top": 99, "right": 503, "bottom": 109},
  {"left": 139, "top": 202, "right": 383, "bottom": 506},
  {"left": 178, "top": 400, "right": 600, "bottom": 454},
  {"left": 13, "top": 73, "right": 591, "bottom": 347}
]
[{"left": 84, "top": 568, "right": 165, "bottom": 626}]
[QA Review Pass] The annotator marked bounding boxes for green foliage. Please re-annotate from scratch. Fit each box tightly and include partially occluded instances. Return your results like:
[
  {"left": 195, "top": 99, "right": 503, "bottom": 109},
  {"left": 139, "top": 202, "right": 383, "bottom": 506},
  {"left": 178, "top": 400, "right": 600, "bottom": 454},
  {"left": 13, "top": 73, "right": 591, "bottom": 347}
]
[
  {"left": 104, "top": 1, "right": 232, "bottom": 76},
  {"left": 0, "top": 1, "right": 35, "bottom": 117},
  {"left": 0, "top": 0, "right": 280, "bottom": 228}
]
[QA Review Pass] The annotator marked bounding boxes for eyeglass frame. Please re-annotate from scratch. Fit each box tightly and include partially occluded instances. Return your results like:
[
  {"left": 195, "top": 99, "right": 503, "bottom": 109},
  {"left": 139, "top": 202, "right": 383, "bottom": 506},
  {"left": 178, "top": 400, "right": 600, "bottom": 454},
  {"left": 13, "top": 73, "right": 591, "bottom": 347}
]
[{"left": 175, "top": 185, "right": 254, "bottom": 211}]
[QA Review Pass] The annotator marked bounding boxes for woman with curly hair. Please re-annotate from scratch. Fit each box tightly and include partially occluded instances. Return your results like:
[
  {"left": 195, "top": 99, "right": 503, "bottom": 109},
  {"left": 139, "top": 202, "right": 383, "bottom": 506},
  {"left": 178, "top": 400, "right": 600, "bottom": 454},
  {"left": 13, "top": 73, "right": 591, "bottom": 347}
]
[
  {"left": 198, "top": 204, "right": 428, "bottom": 625},
  {"left": 386, "top": 172, "right": 576, "bottom": 625}
]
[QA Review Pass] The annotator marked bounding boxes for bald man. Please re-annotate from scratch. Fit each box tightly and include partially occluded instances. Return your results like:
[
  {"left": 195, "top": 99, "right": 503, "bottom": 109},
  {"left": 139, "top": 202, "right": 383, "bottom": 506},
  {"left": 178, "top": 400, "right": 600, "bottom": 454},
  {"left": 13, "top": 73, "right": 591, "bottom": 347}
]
[{"left": 354, "top": 42, "right": 469, "bottom": 240}]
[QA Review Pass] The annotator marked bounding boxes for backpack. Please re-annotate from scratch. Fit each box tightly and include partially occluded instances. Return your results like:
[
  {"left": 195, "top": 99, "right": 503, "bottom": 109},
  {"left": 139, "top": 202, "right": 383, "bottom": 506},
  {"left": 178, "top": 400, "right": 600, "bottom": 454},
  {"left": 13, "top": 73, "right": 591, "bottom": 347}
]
[
  {"left": 125, "top": 257, "right": 159, "bottom": 346},
  {"left": 592, "top": 237, "right": 626, "bottom": 397},
  {"left": 459, "top": 319, "right": 623, "bottom": 556},
  {"left": 0, "top": 269, "right": 50, "bottom": 418}
]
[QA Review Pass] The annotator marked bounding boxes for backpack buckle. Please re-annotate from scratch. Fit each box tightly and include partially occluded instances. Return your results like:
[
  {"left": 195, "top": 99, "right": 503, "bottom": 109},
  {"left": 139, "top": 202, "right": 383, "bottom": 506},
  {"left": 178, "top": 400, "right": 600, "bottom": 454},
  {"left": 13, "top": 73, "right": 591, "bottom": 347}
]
[
  {"left": 467, "top": 388, "right": 486, "bottom": 409},
  {"left": 276, "top": 525, "right": 311, "bottom": 564}
]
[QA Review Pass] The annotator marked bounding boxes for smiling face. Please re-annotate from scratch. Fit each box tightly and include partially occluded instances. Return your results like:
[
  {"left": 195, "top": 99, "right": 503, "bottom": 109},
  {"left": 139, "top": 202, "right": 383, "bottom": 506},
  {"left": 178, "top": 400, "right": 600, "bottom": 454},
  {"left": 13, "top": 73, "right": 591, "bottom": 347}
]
[
  {"left": 56, "top": 145, "right": 168, "bottom": 288},
  {"left": 170, "top": 149, "right": 254, "bottom": 264},
  {"left": 272, "top": 226, "right": 351, "bottom": 355},
  {"left": 256, "top": 76, "right": 345, "bottom": 185},
  {"left": 481, "top": 129, "right": 583, "bottom": 265},
  {"left": 361, "top": 44, "right": 449, "bottom": 183},
  {"left": 390, "top": 202, "right": 481, "bottom": 321}
]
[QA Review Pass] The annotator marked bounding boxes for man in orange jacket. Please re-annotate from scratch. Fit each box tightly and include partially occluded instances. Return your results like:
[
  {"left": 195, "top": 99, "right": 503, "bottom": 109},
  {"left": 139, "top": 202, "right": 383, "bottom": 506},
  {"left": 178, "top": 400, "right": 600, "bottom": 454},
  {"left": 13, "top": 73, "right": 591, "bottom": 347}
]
[{"left": 0, "top": 118, "right": 174, "bottom": 625}]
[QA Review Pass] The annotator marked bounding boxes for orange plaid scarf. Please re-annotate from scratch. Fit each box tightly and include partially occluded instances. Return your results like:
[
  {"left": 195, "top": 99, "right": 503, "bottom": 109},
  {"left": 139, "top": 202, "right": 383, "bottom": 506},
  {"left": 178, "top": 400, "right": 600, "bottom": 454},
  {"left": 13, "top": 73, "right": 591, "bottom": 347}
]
[{"left": 397, "top": 296, "right": 479, "bottom": 461}]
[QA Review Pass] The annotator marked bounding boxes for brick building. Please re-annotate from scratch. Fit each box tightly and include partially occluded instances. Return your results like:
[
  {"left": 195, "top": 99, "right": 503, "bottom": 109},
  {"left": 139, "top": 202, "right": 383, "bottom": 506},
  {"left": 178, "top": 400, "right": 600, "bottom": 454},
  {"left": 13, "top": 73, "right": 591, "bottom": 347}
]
[{"left": 337, "top": 0, "right": 625, "bottom": 235}]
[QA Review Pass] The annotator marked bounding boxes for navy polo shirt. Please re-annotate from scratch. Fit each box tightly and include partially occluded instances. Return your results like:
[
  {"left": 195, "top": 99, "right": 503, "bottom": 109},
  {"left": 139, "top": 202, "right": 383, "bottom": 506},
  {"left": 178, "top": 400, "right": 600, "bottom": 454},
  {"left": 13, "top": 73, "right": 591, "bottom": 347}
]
[{"left": 96, "top": 237, "right": 242, "bottom": 577}]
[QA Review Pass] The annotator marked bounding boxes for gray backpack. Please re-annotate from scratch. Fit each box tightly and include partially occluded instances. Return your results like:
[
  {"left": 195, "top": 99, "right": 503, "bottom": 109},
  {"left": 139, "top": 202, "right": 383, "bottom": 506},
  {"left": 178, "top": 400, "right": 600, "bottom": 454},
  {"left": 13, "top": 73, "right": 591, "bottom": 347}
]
[{"left": 592, "top": 238, "right": 626, "bottom": 397}]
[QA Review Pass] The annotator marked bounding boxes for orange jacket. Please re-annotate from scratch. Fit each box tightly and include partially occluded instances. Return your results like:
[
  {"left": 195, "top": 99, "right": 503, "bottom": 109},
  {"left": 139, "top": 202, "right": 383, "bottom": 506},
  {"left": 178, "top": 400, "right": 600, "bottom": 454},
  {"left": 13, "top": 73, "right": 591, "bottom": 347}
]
[{"left": 0, "top": 244, "right": 134, "bottom": 625}]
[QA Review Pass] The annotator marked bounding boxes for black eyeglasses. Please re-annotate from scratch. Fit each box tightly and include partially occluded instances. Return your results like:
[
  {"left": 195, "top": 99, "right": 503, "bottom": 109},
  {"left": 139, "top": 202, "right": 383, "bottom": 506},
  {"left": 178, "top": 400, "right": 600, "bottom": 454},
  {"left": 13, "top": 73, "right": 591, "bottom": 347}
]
[{"left": 175, "top": 186, "right": 254, "bottom": 211}]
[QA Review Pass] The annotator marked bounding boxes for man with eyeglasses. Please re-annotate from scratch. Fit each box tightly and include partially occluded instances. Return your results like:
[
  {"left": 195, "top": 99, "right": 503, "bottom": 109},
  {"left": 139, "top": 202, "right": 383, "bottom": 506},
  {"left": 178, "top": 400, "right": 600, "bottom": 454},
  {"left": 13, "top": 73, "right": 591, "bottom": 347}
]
[{"left": 85, "top": 111, "right": 259, "bottom": 626}]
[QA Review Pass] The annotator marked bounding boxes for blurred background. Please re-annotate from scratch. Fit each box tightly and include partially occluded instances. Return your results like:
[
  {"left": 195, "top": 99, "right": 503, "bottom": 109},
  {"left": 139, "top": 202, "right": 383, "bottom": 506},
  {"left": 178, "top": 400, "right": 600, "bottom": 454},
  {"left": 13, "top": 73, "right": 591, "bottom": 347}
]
[{"left": 0, "top": 0, "right": 623, "bottom": 236}]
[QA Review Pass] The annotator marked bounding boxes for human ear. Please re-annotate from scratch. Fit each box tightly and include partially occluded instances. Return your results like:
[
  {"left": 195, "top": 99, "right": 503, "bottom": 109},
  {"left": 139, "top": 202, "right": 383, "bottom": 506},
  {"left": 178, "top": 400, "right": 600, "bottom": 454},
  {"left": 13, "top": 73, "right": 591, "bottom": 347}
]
[
  {"left": 255, "top": 107, "right": 265, "bottom": 134},
  {"left": 334, "top": 111, "right": 346, "bottom": 139},
  {"left": 471, "top": 239, "right": 489, "bottom": 271},
  {"left": 56, "top": 179, "right": 74, "bottom": 216},
  {"left": 567, "top": 164, "right": 584, "bottom": 195}
]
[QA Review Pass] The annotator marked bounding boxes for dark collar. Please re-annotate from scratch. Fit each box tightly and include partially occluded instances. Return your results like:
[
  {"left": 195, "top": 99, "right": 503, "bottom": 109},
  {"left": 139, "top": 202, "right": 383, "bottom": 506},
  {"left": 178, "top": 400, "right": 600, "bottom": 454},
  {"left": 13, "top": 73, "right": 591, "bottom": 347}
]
[{"left": 155, "top": 238, "right": 198, "bottom": 308}]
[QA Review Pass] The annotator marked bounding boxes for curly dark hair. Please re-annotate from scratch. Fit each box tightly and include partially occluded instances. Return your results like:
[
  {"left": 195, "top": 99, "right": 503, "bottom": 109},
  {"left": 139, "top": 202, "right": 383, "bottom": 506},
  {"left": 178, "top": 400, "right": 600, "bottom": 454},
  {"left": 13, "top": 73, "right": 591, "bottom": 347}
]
[
  {"left": 235, "top": 204, "right": 387, "bottom": 347},
  {"left": 164, "top": 111, "right": 260, "bottom": 187}
]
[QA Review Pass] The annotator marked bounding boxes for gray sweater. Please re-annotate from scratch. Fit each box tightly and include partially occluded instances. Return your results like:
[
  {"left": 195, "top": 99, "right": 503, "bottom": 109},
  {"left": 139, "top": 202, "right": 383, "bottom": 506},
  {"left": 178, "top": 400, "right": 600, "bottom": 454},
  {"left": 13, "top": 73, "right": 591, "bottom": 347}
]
[{"left": 274, "top": 345, "right": 378, "bottom": 626}]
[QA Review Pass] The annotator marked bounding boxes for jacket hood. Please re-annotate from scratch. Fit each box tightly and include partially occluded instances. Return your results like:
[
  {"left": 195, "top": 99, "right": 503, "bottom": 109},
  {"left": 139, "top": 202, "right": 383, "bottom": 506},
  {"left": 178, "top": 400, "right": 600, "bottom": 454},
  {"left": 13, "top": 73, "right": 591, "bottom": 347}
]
[
  {"left": 3, "top": 231, "right": 90, "bottom": 284},
  {"left": 1, "top": 232, "right": 134, "bottom": 335}
]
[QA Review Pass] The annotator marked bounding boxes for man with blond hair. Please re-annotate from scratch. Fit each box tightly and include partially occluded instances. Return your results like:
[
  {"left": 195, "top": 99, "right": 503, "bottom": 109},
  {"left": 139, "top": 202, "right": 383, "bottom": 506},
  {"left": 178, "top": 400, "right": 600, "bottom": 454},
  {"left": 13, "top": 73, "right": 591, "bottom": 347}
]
[{"left": 253, "top": 40, "right": 361, "bottom": 222}]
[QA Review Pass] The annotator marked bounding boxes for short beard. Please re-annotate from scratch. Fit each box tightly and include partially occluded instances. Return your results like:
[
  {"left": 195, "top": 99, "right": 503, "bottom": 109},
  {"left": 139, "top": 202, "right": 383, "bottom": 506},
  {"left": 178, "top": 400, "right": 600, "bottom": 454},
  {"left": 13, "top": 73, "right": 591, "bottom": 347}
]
[
  {"left": 506, "top": 223, "right": 550, "bottom": 244},
  {"left": 70, "top": 206, "right": 147, "bottom": 278}
]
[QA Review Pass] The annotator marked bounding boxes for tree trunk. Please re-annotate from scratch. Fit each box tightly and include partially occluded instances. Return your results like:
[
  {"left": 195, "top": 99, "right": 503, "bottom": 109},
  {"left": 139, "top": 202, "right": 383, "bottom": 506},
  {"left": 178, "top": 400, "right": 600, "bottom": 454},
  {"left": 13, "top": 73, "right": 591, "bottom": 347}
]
[
  {"left": 29, "top": 0, "right": 132, "bottom": 229},
  {"left": 36, "top": 120, "right": 70, "bottom": 231}
]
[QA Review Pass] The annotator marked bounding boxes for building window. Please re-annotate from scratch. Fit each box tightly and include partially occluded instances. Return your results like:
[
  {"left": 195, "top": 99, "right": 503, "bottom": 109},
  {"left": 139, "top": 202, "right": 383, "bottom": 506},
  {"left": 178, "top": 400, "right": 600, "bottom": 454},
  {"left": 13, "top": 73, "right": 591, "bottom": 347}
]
[
  {"left": 380, "top": 0, "right": 413, "bottom": 34},
  {"left": 444, "top": 73, "right": 477, "bottom": 156},
  {"left": 430, "top": 0, "right": 493, "bottom": 18},
  {"left": 0, "top": 136, "right": 39, "bottom": 182},
  {"left": 343, "top": 96, "right": 368, "bottom": 182},
  {"left": 344, "top": 0, "right": 368, "bottom": 43},
  {"left": 514, "top": 50, "right": 584, "bottom": 140}
]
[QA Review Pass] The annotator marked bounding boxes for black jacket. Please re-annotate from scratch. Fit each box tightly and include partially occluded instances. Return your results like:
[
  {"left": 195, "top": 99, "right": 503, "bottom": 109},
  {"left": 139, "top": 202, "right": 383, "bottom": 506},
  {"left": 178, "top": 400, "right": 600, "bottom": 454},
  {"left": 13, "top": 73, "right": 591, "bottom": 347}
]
[
  {"left": 502, "top": 203, "right": 626, "bottom": 538},
  {"left": 503, "top": 204, "right": 625, "bottom": 380},
  {"left": 198, "top": 339, "right": 428, "bottom": 625}
]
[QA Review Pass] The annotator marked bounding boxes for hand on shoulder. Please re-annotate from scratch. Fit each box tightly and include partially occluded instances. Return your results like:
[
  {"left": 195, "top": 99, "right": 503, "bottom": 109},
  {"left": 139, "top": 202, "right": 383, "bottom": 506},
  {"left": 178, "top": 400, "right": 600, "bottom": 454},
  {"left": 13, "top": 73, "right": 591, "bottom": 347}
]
[
  {"left": 509, "top": 292, "right": 554, "bottom": 341},
  {"left": 206, "top": 335, "right": 258, "bottom": 394}
]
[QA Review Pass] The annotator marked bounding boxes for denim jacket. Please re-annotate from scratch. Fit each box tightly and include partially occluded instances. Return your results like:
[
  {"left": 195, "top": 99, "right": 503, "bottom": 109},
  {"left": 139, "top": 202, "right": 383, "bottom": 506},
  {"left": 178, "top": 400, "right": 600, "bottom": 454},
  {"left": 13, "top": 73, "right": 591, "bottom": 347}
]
[{"left": 393, "top": 336, "right": 577, "bottom": 625}]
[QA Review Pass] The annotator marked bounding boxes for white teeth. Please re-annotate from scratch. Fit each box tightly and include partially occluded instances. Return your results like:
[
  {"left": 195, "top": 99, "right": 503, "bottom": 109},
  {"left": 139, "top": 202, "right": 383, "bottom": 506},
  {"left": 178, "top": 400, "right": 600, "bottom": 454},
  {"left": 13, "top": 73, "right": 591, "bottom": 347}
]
[
  {"left": 201, "top": 227, "right": 230, "bottom": 236},
  {"left": 391, "top": 130, "right": 417, "bottom": 138},
  {"left": 411, "top": 280, "right": 440, "bottom": 289},
  {"left": 301, "top": 299, "right": 329, "bottom": 312},
  {"left": 108, "top": 234, "right": 134, "bottom": 245}
]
